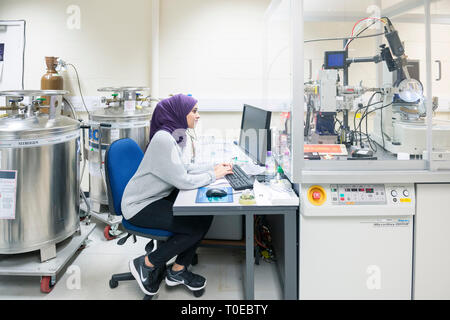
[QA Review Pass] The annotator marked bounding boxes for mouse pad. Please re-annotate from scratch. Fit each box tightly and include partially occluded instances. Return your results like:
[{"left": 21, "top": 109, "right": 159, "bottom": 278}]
[{"left": 196, "top": 187, "right": 233, "bottom": 203}]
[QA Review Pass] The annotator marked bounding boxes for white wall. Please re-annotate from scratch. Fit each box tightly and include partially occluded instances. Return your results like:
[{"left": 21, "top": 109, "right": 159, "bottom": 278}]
[
  {"left": 0, "top": 0, "right": 153, "bottom": 98},
  {"left": 159, "top": 0, "right": 270, "bottom": 110}
]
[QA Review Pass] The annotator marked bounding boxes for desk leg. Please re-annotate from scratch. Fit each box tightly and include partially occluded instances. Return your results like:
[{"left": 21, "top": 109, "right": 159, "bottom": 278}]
[
  {"left": 245, "top": 214, "right": 254, "bottom": 300},
  {"left": 284, "top": 211, "right": 297, "bottom": 300}
]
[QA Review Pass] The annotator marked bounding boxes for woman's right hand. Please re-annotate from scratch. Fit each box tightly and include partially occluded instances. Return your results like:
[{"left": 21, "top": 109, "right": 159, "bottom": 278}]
[{"left": 214, "top": 163, "right": 233, "bottom": 180}]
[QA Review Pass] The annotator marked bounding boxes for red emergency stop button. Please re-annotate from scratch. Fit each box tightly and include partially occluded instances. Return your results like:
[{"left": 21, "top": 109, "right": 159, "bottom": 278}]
[
  {"left": 308, "top": 186, "right": 326, "bottom": 206},
  {"left": 313, "top": 191, "right": 322, "bottom": 200}
]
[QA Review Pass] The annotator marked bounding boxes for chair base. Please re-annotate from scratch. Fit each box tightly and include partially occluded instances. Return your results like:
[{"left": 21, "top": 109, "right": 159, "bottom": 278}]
[{"left": 109, "top": 272, "right": 154, "bottom": 300}]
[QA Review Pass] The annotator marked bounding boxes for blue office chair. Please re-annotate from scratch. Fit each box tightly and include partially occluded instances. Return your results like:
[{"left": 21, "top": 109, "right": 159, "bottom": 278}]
[
  {"left": 105, "top": 138, "right": 174, "bottom": 300},
  {"left": 105, "top": 138, "right": 201, "bottom": 300}
]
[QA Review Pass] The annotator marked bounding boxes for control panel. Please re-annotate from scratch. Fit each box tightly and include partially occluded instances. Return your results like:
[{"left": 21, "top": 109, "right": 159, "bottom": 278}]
[
  {"left": 302, "top": 183, "right": 415, "bottom": 216},
  {"left": 304, "top": 184, "right": 414, "bottom": 207},
  {"left": 330, "top": 184, "right": 386, "bottom": 205}
]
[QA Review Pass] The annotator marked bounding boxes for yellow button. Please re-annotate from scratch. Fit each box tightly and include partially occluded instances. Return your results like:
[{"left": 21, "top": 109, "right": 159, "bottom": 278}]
[{"left": 400, "top": 198, "right": 411, "bottom": 203}]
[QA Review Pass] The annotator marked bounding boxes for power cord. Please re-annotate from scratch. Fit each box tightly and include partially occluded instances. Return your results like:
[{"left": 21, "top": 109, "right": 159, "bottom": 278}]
[{"left": 67, "top": 63, "right": 90, "bottom": 117}]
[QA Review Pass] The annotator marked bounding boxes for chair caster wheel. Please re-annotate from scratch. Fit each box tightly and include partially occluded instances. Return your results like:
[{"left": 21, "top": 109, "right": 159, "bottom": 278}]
[
  {"left": 109, "top": 278, "right": 119, "bottom": 289},
  {"left": 193, "top": 288, "right": 205, "bottom": 298},
  {"left": 143, "top": 295, "right": 154, "bottom": 300}
]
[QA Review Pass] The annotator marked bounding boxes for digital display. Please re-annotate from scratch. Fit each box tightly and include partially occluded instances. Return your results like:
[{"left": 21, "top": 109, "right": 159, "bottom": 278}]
[
  {"left": 324, "top": 51, "right": 346, "bottom": 69},
  {"left": 366, "top": 188, "right": 374, "bottom": 193}
]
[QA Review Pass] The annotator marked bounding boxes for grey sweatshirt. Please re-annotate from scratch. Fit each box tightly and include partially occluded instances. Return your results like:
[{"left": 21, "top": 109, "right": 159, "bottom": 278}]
[{"left": 121, "top": 130, "right": 216, "bottom": 220}]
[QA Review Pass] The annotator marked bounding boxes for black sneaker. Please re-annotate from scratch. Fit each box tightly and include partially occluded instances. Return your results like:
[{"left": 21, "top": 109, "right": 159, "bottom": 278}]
[
  {"left": 129, "top": 255, "right": 166, "bottom": 296},
  {"left": 165, "top": 267, "right": 206, "bottom": 291}
]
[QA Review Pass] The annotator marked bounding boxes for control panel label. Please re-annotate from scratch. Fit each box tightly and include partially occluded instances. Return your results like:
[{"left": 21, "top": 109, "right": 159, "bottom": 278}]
[
  {"left": 361, "top": 218, "right": 411, "bottom": 228},
  {"left": 331, "top": 184, "right": 387, "bottom": 205}
]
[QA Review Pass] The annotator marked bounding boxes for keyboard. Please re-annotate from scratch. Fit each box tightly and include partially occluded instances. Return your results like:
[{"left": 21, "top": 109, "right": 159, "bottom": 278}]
[{"left": 225, "top": 164, "right": 254, "bottom": 191}]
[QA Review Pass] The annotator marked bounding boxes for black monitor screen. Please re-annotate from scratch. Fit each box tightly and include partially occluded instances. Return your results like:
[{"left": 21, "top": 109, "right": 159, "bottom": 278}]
[{"left": 239, "top": 105, "right": 271, "bottom": 165}]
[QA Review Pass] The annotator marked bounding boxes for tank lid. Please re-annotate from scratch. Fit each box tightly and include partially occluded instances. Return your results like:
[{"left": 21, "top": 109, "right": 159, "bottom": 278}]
[
  {"left": 98, "top": 87, "right": 149, "bottom": 93},
  {"left": 0, "top": 90, "right": 69, "bottom": 97},
  {"left": 90, "top": 106, "right": 153, "bottom": 119},
  {"left": 0, "top": 114, "right": 79, "bottom": 140}
]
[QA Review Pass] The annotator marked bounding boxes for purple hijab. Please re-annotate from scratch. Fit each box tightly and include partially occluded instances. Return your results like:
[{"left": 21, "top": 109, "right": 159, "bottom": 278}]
[{"left": 149, "top": 94, "right": 198, "bottom": 147}]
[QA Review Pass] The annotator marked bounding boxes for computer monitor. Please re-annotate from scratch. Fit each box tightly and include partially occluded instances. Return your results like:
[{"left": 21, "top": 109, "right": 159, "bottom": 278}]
[{"left": 239, "top": 104, "right": 272, "bottom": 165}]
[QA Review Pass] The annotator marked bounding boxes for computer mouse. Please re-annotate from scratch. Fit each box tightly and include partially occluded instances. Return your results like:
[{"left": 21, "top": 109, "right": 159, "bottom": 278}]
[{"left": 206, "top": 188, "right": 228, "bottom": 198}]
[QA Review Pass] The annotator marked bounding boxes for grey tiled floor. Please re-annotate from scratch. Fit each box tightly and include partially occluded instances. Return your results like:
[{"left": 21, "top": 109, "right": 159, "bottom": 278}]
[{"left": 0, "top": 220, "right": 282, "bottom": 300}]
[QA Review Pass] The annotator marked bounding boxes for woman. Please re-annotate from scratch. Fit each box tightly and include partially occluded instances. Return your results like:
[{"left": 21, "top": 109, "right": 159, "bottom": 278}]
[{"left": 121, "top": 94, "right": 233, "bottom": 297}]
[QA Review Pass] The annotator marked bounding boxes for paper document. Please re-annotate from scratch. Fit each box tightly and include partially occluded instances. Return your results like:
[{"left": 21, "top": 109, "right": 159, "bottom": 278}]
[
  {"left": 240, "top": 163, "right": 265, "bottom": 176},
  {"left": 209, "top": 178, "right": 230, "bottom": 187},
  {"left": 253, "top": 180, "right": 299, "bottom": 205}
]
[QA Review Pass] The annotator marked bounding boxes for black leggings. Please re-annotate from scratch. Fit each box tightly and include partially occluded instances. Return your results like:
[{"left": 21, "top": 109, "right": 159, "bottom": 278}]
[{"left": 128, "top": 189, "right": 213, "bottom": 268}]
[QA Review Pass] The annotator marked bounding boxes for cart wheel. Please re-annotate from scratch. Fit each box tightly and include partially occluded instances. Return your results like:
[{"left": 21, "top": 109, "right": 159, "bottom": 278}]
[
  {"left": 193, "top": 288, "right": 205, "bottom": 298},
  {"left": 40, "top": 276, "right": 55, "bottom": 294},
  {"left": 104, "top": 225, "right": 117, "bottom": 241}
]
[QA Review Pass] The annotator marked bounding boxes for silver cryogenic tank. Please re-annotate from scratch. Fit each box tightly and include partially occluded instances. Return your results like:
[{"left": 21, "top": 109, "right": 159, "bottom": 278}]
[
  {"left": 0, "top": 90, "right": 80, "bottom": 261},
  {"left": 88, "top": 87, "right": 153, "bottom": 214}
]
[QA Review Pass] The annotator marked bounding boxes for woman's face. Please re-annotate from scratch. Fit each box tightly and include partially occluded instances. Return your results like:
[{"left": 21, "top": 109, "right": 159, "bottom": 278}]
[{"left": 186, "top": 104, "right": 200, "bottom": 129}]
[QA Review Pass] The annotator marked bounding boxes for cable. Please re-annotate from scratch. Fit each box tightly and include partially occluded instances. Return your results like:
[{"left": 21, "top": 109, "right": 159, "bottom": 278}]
[
  {"left": 67, "top": 63, "right": 90, "bottom": 116},
  {"left": 345, "top": 17, "right": 387, "bottom": 50},
  {"left": 304, "top": 32, "right": 385, "bottom": 44},
  {"left": 344, "top": 20, "right": 377, "bottom": 50},
  {"left": 361, "top": 101, "right": 394, "bottom": 120},
  {"left": 63, "top": 96, "right": 78, "bottom": 120},
  {"left": 22, "top": 20, "right": 26, "bottom": 90},
  {"left": 357, "top": 101, "right": 394, "bottom": 152},
  {"left": 380, "top": 105, "right": 385, "bottom": 149},
  {"left": 351, "top": 17, "right": 386, "bottom": 38}
]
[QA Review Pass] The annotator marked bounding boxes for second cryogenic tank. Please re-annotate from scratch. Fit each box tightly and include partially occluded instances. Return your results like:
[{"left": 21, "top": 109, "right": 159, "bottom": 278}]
[{"left": 88, "top": 87, "right": 153, "bottom": 214}]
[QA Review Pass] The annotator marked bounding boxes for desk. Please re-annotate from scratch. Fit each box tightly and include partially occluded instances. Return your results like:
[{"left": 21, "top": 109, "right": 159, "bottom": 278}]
[{"left": 173, "top": 187, "right": 298, "bottom": 300}]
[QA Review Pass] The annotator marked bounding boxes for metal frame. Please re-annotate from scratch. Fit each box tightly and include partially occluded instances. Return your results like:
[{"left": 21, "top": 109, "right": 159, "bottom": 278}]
[
  {"left": 264, "top": 0, "right": 450, "bottom": 183},
  {"left": 173, "top": 201, "right": 298, "bottom": 300},
  {"left": 0, "top": 223, "right": 95, "bottom": 277}
]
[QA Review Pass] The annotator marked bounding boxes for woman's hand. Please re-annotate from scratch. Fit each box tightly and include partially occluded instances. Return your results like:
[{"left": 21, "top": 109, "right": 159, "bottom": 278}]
[{"left": 214, "top": 163, "right": 233, "bottom": 180}]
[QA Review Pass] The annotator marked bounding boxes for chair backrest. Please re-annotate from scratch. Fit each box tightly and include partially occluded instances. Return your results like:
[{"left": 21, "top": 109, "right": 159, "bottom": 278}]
[{"left": 105, "top": 138, "right": 144, "bottom": 216}]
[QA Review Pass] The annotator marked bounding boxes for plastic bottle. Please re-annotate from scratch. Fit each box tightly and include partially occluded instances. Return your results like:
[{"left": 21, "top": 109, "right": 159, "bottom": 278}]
[
  {"left": 282, "top": 150, "right": 290, "bottom": 173},
  {"left": 265, "top": 151, "right": 276, "bottom": 179},
  {"left": 276, "top": 165, "right": 283, "bottom": 181}
]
